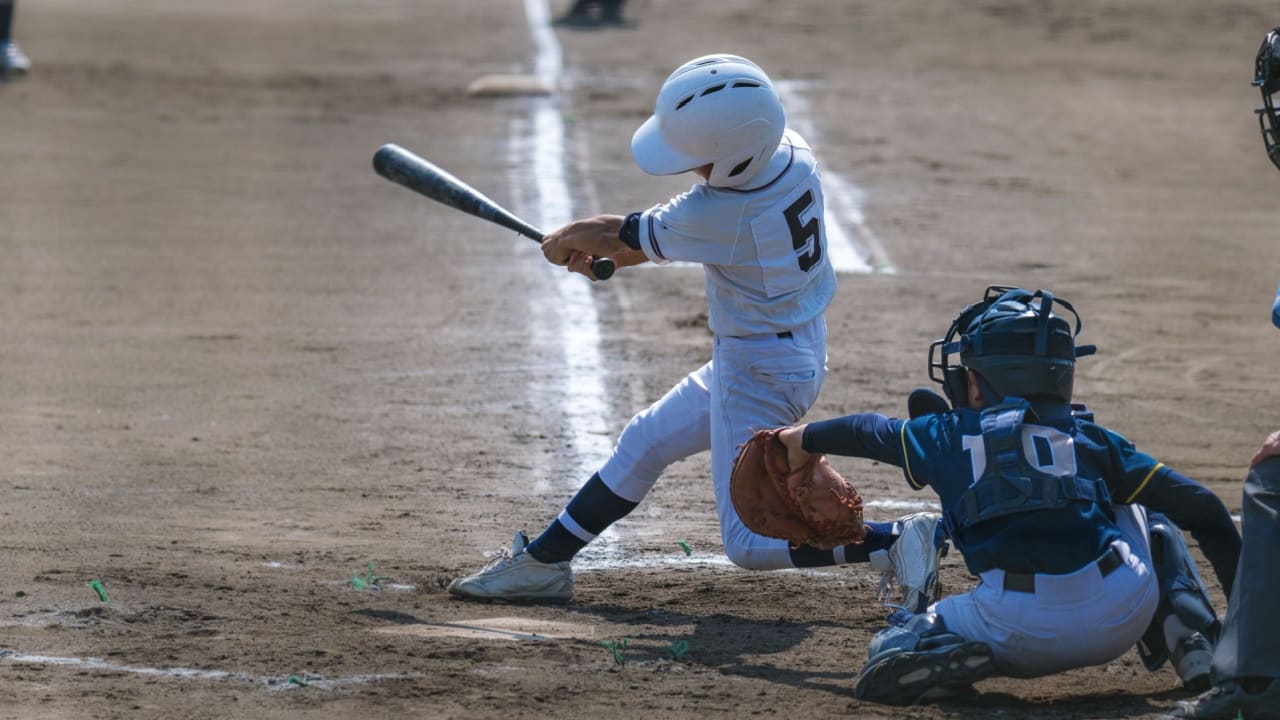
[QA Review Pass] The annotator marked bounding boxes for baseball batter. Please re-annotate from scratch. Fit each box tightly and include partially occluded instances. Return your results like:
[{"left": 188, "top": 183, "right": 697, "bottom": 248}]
[
  {"left": 1162, "top": 26, "right": 1280, "bottom": 720},
  {"left": 775, "top": 287, "right": 1241, "bottom": 705},
  {"left": 448, "top": 54, "right": 943, "bottom": 607}
]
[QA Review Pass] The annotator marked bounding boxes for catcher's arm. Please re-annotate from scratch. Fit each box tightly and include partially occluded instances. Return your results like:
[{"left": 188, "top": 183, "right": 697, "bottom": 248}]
[{"left": 777, "top": 425, "right": 811, "bottom": 472}]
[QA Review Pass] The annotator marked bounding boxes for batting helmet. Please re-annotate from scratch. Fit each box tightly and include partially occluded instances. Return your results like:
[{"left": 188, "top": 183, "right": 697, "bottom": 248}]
[
  {"left": 1255, "top": 26, "right": 1280, "bottom": 171},
  {"left": 631, "top": 54, "right": 786, "bottom": 188},
  {"left": 928, "top": 287, "right": 1097, "bottom": 408}
]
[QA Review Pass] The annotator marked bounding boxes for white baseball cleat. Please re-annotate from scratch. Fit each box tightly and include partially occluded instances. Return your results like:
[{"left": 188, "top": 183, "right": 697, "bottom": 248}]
[
  {"left": 447, "top": 531, "right": 574, "bottom": 601},
  {"left": 877, "top": 512, "right": 948, "bottom": 614},
  {"left": 0, "top": 41, "right": 30, "bottom": 78}
]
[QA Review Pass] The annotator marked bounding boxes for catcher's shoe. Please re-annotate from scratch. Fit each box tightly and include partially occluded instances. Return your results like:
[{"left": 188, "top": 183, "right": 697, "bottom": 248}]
[
  {"left": 447, "top": 531, "right": 573, "bottom": 601},
  {"left": 878, "top": 512, "right": 948, "bottom": 614},
  {"left": 853, "top": 638, "right": 995, "bottom": 706},
  {"left": 1171, "top": 632, "right": 1214, "bottom": 693},
  {"left": 0, "top": 41, "right": 31, "bottom": 79},
  {"left": 1159, "top": 678, "right": 1280, "bottom": 719}
]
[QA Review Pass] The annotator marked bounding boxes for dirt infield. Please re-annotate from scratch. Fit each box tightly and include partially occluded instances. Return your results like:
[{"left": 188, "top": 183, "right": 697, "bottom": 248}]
[{"left": 2, "top": 1, "right": 1277, "bottom": 719}]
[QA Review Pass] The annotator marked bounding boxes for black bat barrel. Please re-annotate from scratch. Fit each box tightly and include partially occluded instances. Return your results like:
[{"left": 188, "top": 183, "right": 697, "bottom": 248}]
[{"left": 373, "top": 144, "right": 615, "bottom": 280}]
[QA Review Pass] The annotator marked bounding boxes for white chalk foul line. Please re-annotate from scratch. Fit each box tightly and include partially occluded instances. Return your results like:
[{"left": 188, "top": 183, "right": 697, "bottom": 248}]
[
  {"left": 865, "top": 498, "right": 942, "bottom": 512},
  {"left": 516, "top": 0, "right": 615, "bottom": 484},
  {"left": 775, "top": 80, "right": 895, "bottom": 275},
  {"left": 507, "top": 0, "right": 623, "bottom": 562},
  {"left": 0, "top": 649, "right": 416, "bottom": 688}
]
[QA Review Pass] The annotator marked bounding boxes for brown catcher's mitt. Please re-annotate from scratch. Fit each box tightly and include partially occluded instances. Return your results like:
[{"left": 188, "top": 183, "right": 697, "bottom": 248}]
[{"left": 729, "top": 429, "right": 867, "bottom": 550}]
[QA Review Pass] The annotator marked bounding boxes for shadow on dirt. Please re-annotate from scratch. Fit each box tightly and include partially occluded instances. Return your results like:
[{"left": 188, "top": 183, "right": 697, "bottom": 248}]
[{"left": 354, "top": 604, "right": 1193, "bottom": 715}]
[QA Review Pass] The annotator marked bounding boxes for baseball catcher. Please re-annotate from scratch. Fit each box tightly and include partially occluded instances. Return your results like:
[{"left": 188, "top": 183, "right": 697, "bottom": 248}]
[{"left": 771, "top": 287, "right": 1240, "bottom": 705}]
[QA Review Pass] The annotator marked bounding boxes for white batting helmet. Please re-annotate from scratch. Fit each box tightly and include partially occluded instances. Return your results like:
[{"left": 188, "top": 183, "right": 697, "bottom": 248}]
[{"left": 631, "top": 54, "right": 786, "bottom": 188}]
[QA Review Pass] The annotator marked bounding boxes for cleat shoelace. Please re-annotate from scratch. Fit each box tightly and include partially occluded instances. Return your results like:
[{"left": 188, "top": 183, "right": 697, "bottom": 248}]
[{"left": 479, "top": 546, "right": 516, "bottom": 572}]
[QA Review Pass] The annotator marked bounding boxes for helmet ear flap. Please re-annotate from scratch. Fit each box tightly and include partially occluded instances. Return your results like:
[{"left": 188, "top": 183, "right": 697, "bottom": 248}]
[{"left": 941, "top": 367, "right": 970, "bottom": 409}]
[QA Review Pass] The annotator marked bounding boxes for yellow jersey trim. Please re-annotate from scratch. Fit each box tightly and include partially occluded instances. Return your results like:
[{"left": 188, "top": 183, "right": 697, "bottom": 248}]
[
  {"left": 901, "top": 422, "right": 924, "bottom": 490},
  {"left": 1125, "top": 462, "right": 1165, "bottom": 504}
]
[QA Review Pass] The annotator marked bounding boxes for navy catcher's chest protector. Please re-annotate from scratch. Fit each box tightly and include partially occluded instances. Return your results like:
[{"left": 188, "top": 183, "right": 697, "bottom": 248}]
[{"left": 942, "top": 400, "right": 1113, "bottom": 536}]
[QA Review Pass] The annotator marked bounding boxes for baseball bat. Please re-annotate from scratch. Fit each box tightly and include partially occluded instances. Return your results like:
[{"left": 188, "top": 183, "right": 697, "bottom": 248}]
[{"left": 372, "top": 144, "right": 615, "bottom": 280}]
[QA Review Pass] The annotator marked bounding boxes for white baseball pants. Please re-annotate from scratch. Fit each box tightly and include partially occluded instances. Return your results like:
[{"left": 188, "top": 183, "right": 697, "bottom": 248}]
[
  {"left": 596, "top": 315, "right": 828, "bottom": 570},
  {"left": 933, "top": 504, "right": 1160, "bottom": 677}
]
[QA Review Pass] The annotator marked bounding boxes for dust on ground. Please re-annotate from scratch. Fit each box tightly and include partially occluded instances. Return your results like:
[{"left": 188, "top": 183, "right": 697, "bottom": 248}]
[{"left": 1, "top": 1, "right": 1276, "bottom": 718}]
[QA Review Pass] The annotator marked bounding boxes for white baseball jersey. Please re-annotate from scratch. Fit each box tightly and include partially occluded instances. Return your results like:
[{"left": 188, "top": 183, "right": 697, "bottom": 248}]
[{"left": 635, "top": 130, "right": 837, "bottom": 337}]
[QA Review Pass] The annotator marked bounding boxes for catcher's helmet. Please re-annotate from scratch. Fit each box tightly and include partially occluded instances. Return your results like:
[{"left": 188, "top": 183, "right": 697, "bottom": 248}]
[
  {"left": 928, "top": 287, "right": 1097, "bottom": 408},
  {"left": 1255, "top": 26, "right": 1280, "bottom": 171},
  {"left": 631, "top": 54, "right": 786, "bottom": 188}
]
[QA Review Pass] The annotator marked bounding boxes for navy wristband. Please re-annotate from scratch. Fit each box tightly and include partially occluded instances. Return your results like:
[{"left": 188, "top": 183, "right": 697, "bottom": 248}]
[{"left": 618, "top": 212, "right": 642, "bottom": 251}]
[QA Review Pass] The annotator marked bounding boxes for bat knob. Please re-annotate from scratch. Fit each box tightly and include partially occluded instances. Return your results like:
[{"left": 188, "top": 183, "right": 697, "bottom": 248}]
[{"left": 591, "top": 257, "right": 616, "bottom": 281}]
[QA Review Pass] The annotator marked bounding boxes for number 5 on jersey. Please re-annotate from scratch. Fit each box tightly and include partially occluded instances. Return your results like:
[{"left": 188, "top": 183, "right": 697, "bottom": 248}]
[
  {"left": 751, "top": 181, "right": 828, "bottom": 297},
  {"left": 784, "top": 189, "right": 824, "bottom": 272}
]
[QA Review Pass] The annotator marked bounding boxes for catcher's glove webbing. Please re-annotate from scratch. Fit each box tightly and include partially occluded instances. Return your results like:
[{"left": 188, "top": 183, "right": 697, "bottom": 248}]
[{"left": 729, "top": 429, "right": 867, "bottom": 550}]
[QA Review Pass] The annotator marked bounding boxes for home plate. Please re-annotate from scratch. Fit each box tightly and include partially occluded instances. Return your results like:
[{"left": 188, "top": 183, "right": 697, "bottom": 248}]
[
  {"left": 373, "top": 617, "right": 595, "bottom": 642},
  {"left": 465, "top": 74, "right": 554, "bottom": 98}
]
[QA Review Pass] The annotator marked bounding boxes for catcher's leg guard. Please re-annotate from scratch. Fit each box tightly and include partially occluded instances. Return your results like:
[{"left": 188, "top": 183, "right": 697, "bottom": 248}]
[
  {"left": 853, "top": 612, "right": 995, "bottom": 706},
  {"left": 1137, "top": 513, "right": 1221, "bottom": 692}
]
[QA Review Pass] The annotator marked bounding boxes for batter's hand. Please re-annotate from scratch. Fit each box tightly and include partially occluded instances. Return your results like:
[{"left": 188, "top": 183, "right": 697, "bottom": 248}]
[
  {"left": 1249, "top": 429, "right": 1280, "bottom": 469},
  {"left": 542, "top": 214, "right": 627, "bottom": 267},
  {"left": 564, "top": 248, "right": 649, "bottom": 281},
  {"left": 565, "top": 251, "right": 603, "bottom": 280}
]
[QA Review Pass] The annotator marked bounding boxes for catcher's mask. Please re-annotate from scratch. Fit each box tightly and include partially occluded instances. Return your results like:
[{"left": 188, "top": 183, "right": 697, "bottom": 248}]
[
  {"left": 928, "top": 286, "right": 1097, "bottom": 408},
  {"left": 1255, "top": 26, "right": 1280, "bottom": 171}
]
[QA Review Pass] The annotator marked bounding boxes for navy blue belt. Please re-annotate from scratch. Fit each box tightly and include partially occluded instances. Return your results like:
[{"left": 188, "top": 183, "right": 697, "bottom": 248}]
[{"left": 1002, "top": 545, "right": 1124, "bottom": 594}]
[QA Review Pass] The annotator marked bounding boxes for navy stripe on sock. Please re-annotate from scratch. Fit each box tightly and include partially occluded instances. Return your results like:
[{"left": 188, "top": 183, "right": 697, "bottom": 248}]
[
  {"left": 789, "top": 545, "right": 836, "bottom": 567},
  {"left": 526, "top": 521, "right": 582, "bottom": 564},
  {"left": 789, "top": 520, "right": 900, "bottom": 567},
  {"left": 567, "top": 473, "right": 639, "bottom": 534},
  {"left": 526, "top": 474, "right": 639, "bottom": 564}
]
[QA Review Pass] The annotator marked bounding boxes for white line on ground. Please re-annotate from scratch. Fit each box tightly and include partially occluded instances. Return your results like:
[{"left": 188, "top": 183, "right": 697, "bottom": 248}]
[
  {"left": 775, "top": 80, "right": 895, "bottom": 274},
  {"left": 0, "top": 650, "right": 416, "bottom": 688},
  {"left": 516, "top": 0, "right": 615, "bottom": 485},
  {"left": 865, "top": 498, "right": 942, "bottom": 512},
  {"left": 508, "top": 1, "right": 623, "bottom": 563}
]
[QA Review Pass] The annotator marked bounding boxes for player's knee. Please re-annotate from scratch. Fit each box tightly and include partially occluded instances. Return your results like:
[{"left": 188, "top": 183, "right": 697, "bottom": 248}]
[
  {"left": 722, "top": 541, "right": 767, "bottom": 570},
  {"left": 721, "top": 534, "right": 788, "bottom": 571}
]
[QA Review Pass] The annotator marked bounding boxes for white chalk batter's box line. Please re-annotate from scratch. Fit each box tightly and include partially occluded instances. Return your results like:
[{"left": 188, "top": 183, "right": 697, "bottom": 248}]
[{"left": 0, "top": 649, "right": 418, "bottom": 688}]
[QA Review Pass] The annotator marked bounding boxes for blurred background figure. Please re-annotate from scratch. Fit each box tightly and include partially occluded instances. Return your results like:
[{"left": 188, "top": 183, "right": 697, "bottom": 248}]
[
  {"left": 0, "top": 0, "right": 30, "bottom": 79},
  {"left": 554, "top": 0, "right": 627, "bottom": 27},
  {"left": 1160, "top": 25, "right": 1280, "bottom": 720}
]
